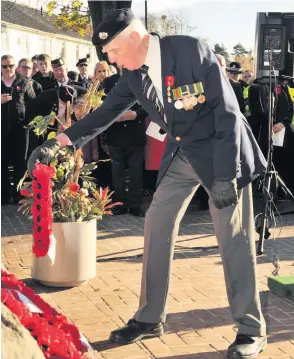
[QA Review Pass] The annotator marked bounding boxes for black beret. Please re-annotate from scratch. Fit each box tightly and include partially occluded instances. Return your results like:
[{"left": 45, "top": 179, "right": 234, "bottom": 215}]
[
  {"left": 58, "top": 85, "right": 87, "bottom": 104},
  {"left": 76, "top": 54, "right": 90, "bottom": 67},
  {"left": 92, "top": 8, "right": 135, "bottom": 47},
  {"left": 51, "top": 57, "right": 65, "bottom": 68},
  {"left": 226, "top": 61, "right": 243, "bottom": 74}
]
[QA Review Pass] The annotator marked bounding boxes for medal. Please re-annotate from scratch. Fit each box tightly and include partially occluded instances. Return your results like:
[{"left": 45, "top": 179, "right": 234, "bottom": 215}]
[
  {"left": 198, "top": 94, "right": 206, "bottom": 104},
  {"left": 174, "top": 100, "right": 183, "bottom": 109},
  {"left": 190, "top": 96, "right": 198, "bottom": 107},
  {"left": 182, "top": 95, "right": 194, "bottom": 111}
]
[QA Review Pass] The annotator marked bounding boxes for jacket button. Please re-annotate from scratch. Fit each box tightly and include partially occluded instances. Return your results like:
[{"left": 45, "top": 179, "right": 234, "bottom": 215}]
[{"left": 175, "top": 136, "right": 181, "bottom": 141}]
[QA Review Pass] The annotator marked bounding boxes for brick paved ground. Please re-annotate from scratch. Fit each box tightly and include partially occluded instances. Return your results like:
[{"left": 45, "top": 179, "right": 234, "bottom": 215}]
[{"left": 1, "top": 197, "right": 294, "bottom": 359}]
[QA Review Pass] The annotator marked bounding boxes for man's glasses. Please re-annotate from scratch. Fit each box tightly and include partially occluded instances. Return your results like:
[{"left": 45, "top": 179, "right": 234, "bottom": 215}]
[
  {"left": 1, "top": 64, "right": 15, "bottom": 69},
  {"left": 21, "top": 66, "right": 32, "bottom": 70},
  {"left": 79, "top": 64, "right": 88, "bottom": 67}
]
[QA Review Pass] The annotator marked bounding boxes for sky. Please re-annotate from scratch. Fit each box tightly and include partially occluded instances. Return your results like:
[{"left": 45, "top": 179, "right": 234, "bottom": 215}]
[{"left": 15, "top": 0, "right": 294, "bottom": 53}]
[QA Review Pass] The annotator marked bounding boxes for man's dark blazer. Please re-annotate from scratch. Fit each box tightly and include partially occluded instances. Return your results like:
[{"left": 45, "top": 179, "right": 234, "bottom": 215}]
[
  {"left": 64, "top": 35, "right": 267, "bottom": 190},
  {"left": 78, "top": 74, "right": 92, "bottom": 89}
]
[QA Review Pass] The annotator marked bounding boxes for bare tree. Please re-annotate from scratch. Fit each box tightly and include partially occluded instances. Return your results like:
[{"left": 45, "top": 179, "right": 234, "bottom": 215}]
[{"left": 142, "top": 12, "right": 196, "bottom": 36}]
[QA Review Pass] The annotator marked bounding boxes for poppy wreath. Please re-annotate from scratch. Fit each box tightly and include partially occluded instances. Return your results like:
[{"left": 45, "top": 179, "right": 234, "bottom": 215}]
[
  {"left": 1, "top": 269, "right": 91, "bottom": 359},
  {"left": 31, "top": 163, "right": 56, "bottom": 257}
]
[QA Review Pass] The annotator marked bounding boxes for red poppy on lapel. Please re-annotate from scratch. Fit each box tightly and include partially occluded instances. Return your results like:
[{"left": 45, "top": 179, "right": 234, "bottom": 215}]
[
  {"left": 275, "top": 85, "right": 281, "bottom": 95},
  {"left": 165, "top": 76, "right": 175, "bottom": 87},
  {"left": 16, "top": 85, "right": 22, "bottom": 91}
]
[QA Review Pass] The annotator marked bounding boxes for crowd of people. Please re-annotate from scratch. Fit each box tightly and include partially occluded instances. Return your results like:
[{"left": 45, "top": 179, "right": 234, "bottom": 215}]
[{"left": 1, "top": 49, "right": 294, "bottom": 213}]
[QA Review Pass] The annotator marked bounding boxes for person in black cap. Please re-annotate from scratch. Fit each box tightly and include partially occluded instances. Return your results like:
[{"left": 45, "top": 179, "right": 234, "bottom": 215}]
[
  {"left": 76, "top": 54, "right": 92, "bottom": 89},
  {"left": 51, "top": 57, "right": 82, "bottom": 88},
  {"left": 226, "top": 61, "right": 245, "bottom": 114},
  {"left": 28, "top": 9, "right": 267, "bottom": 358}
]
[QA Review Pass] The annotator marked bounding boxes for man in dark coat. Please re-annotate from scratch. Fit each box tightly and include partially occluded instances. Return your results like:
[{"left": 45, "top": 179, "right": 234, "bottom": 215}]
[
  {"left": 28, "top": 9, "right": 267, "bottom": 359},
  {"left": 103, "top": 73, "right": 147, "bottom": 216},
  {"left": 32, "top": 54, "right": 56, "bottom": 91},
  {"left": 1, "top": 55, "right": 36, "bottom": 204},
  {"left": 76, "top": 55, "right": 92, "bottom": 89},
  {"left": 17, "top": 58, "right": 43, "bottom": 96}
]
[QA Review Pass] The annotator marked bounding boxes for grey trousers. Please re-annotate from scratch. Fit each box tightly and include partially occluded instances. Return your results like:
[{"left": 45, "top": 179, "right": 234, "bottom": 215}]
[{"left": 133, "top": 149, "right": 266, "bottom": 337}]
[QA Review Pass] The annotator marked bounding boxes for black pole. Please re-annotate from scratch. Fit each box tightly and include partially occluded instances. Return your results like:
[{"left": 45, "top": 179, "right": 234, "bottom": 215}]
[{"left": 145, "top": 0, "right": 148, "bottom": 30}]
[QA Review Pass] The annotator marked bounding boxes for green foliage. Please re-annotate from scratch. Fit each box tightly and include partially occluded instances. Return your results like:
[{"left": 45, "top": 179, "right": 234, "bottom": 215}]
[
  {"left": 47, "top": 0, "right": 90, "bottom": 37},
  {"left": 29, "top": 112, "right": 56, "bottom": 136},
  {"left": 232, "top": 43, "right": 249, "bottom": 57},
  {"left": 213, "top": 43, "right": 230, "bottom": 65}
]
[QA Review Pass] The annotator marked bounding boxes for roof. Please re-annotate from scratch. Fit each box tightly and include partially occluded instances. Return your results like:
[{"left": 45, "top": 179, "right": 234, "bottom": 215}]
[{"left": 1, "top": 1, "right": 91, "bottom": 42}]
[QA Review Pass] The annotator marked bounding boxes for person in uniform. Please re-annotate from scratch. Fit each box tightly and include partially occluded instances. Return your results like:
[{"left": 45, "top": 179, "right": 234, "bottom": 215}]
[
  {"left": 239, "top": 70, "right": 254, "bottom": 119},
  {"left": 28, "top": 9, "right": 267, "bottom": 359},
  {"left": 226, "top": 61, "right": 245, "bottom": 114},
  {"left": 76, "top": 55, "right": 92, "bottom": 89}
]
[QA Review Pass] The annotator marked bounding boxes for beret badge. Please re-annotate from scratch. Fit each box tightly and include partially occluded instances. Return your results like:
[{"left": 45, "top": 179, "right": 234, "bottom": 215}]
[{"left": 99, "top": 32, "right": 109, "bottom": 40}]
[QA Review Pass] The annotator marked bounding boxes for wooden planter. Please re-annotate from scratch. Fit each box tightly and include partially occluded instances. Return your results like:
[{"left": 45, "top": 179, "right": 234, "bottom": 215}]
[{"left": 32, "top": 219, "right": 97, "bottom": 287}]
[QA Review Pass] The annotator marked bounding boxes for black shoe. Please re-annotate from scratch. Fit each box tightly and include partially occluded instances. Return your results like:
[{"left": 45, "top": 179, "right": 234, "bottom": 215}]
[
  {"left": 226, "top": 335, "right": 267, "bottom": 359},
  {"left": 129, "top": 207, "right": 145, "bottom": 217},
  {"left": 109, "top": 319, "right": 163, "bottom": 345},
  {"left": 112, "top": 207, "right": 128, "bottom": 215}
]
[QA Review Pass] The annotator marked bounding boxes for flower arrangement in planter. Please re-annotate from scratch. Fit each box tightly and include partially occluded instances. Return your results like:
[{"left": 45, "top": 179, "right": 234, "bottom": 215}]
[
  {"left": 1, "top": 269, "right": 94, "bottom": 359},
  {"left": 18, "top": 83, "right": 120, "bottom": 287}
]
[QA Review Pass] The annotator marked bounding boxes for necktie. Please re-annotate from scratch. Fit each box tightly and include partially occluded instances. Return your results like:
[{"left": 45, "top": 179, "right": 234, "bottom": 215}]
[{"left": 141, "top": 64, "right": 164, "bottom": 118}]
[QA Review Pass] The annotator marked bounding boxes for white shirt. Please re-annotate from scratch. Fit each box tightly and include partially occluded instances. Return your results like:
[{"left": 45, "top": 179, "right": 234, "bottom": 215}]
[
  {"left": 58, "top": 78, "right": 69, "bottom": 87},
  {"left": 144, "top": 35, "right": 163, "bottom": 106}
]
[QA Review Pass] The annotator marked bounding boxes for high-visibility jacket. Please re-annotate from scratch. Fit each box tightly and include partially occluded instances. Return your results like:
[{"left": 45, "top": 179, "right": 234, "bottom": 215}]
[
  {"left": 243, "top": 85, "right": 251, "bottom": 118},
  {"left": 287, "top": 85, "right": 294, "bottom": 125}
]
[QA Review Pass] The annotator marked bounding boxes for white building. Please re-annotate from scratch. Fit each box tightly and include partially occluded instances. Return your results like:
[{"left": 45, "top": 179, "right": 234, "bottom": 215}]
[{"left": 1, "top": 1, "right": 97, "bottom": 74}]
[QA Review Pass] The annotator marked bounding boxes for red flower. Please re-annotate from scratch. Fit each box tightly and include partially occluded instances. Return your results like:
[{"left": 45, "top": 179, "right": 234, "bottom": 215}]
[
  {"left": 68, "top": 183, "right": 80, "bottom": 193},
  {"left": 16, "top": 85, "right": 22, "bottom": 91},
  {"left": 1, "top": 270, "right": 89, "bottom": 359},
  {"left": 20, "top": 189, "right": 32, "bottom": 197},
  {"left": 165, "top": 75, "right": 175, "bottom": 87},
  {"left": 275, "top": 85, "right": 282, "bottom": 95}
]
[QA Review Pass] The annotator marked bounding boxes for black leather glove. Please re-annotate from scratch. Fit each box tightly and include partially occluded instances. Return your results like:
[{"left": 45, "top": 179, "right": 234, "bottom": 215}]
[
  {"left": 27, "top": 138, "right": 61, "bottom": 178},
  {"left": 210, "top": 178, "right": 238, "bottom": 209}
]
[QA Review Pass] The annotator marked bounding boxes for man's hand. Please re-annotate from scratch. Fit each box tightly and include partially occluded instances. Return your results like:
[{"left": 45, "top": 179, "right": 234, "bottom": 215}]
[
  {"left": 210, "top": 178, "right": 238, "bottom": 209},
  {"left": 27, "top": 138, "right": 61, "bottom": 178},
  {"left": 1, "top": 94, "right": 12, "bottom": 104},
  {"left": 272, "top": 123, "right": 285, "bottom": 133},
  {"left": 116, "top": 111, "right": 137, "bottom": 122}
]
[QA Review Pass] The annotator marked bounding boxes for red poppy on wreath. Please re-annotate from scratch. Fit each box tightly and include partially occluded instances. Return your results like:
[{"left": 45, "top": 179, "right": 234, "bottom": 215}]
[
  {"left": 165, "top": 75, "right": 175, "bottom": 87},
  {"left": 275, "top": 85, "right": 282, "bottom": 95},
  {"left": 69, "top": 183, "right": 80, "bottom": 193},
  {"left": 21, "top": 188, "right": 32, "bottom": 197},
  {"left": 16, "top": 85, "right": 22, "bottom": 91}
]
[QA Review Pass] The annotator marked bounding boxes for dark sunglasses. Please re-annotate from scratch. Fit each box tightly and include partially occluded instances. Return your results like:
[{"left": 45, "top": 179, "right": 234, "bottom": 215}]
[
  {"left": 79, "top": 64, "right": 88, "bottom": 67},
  {"left": 2, "top": 64, "right": 15, "bottom": 69},
  {"left": 21, "top": 65, "right": 32, "bottom": 70}
]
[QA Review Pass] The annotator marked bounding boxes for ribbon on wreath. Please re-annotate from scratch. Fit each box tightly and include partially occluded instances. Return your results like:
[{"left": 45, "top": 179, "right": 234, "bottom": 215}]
[{"left": 31, "top": 164, "right": 56, "bottom": 261}]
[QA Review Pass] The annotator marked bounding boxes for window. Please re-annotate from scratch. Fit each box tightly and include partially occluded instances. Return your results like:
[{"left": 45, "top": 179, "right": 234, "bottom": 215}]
[{"left": 60, "top": 41, "right": 66, "bottom": 58}]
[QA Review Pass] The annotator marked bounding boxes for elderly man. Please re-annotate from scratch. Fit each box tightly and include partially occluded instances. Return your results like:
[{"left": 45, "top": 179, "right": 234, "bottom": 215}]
[{"left": 28, "top": 9, "right": 267, "bottom": 359}]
